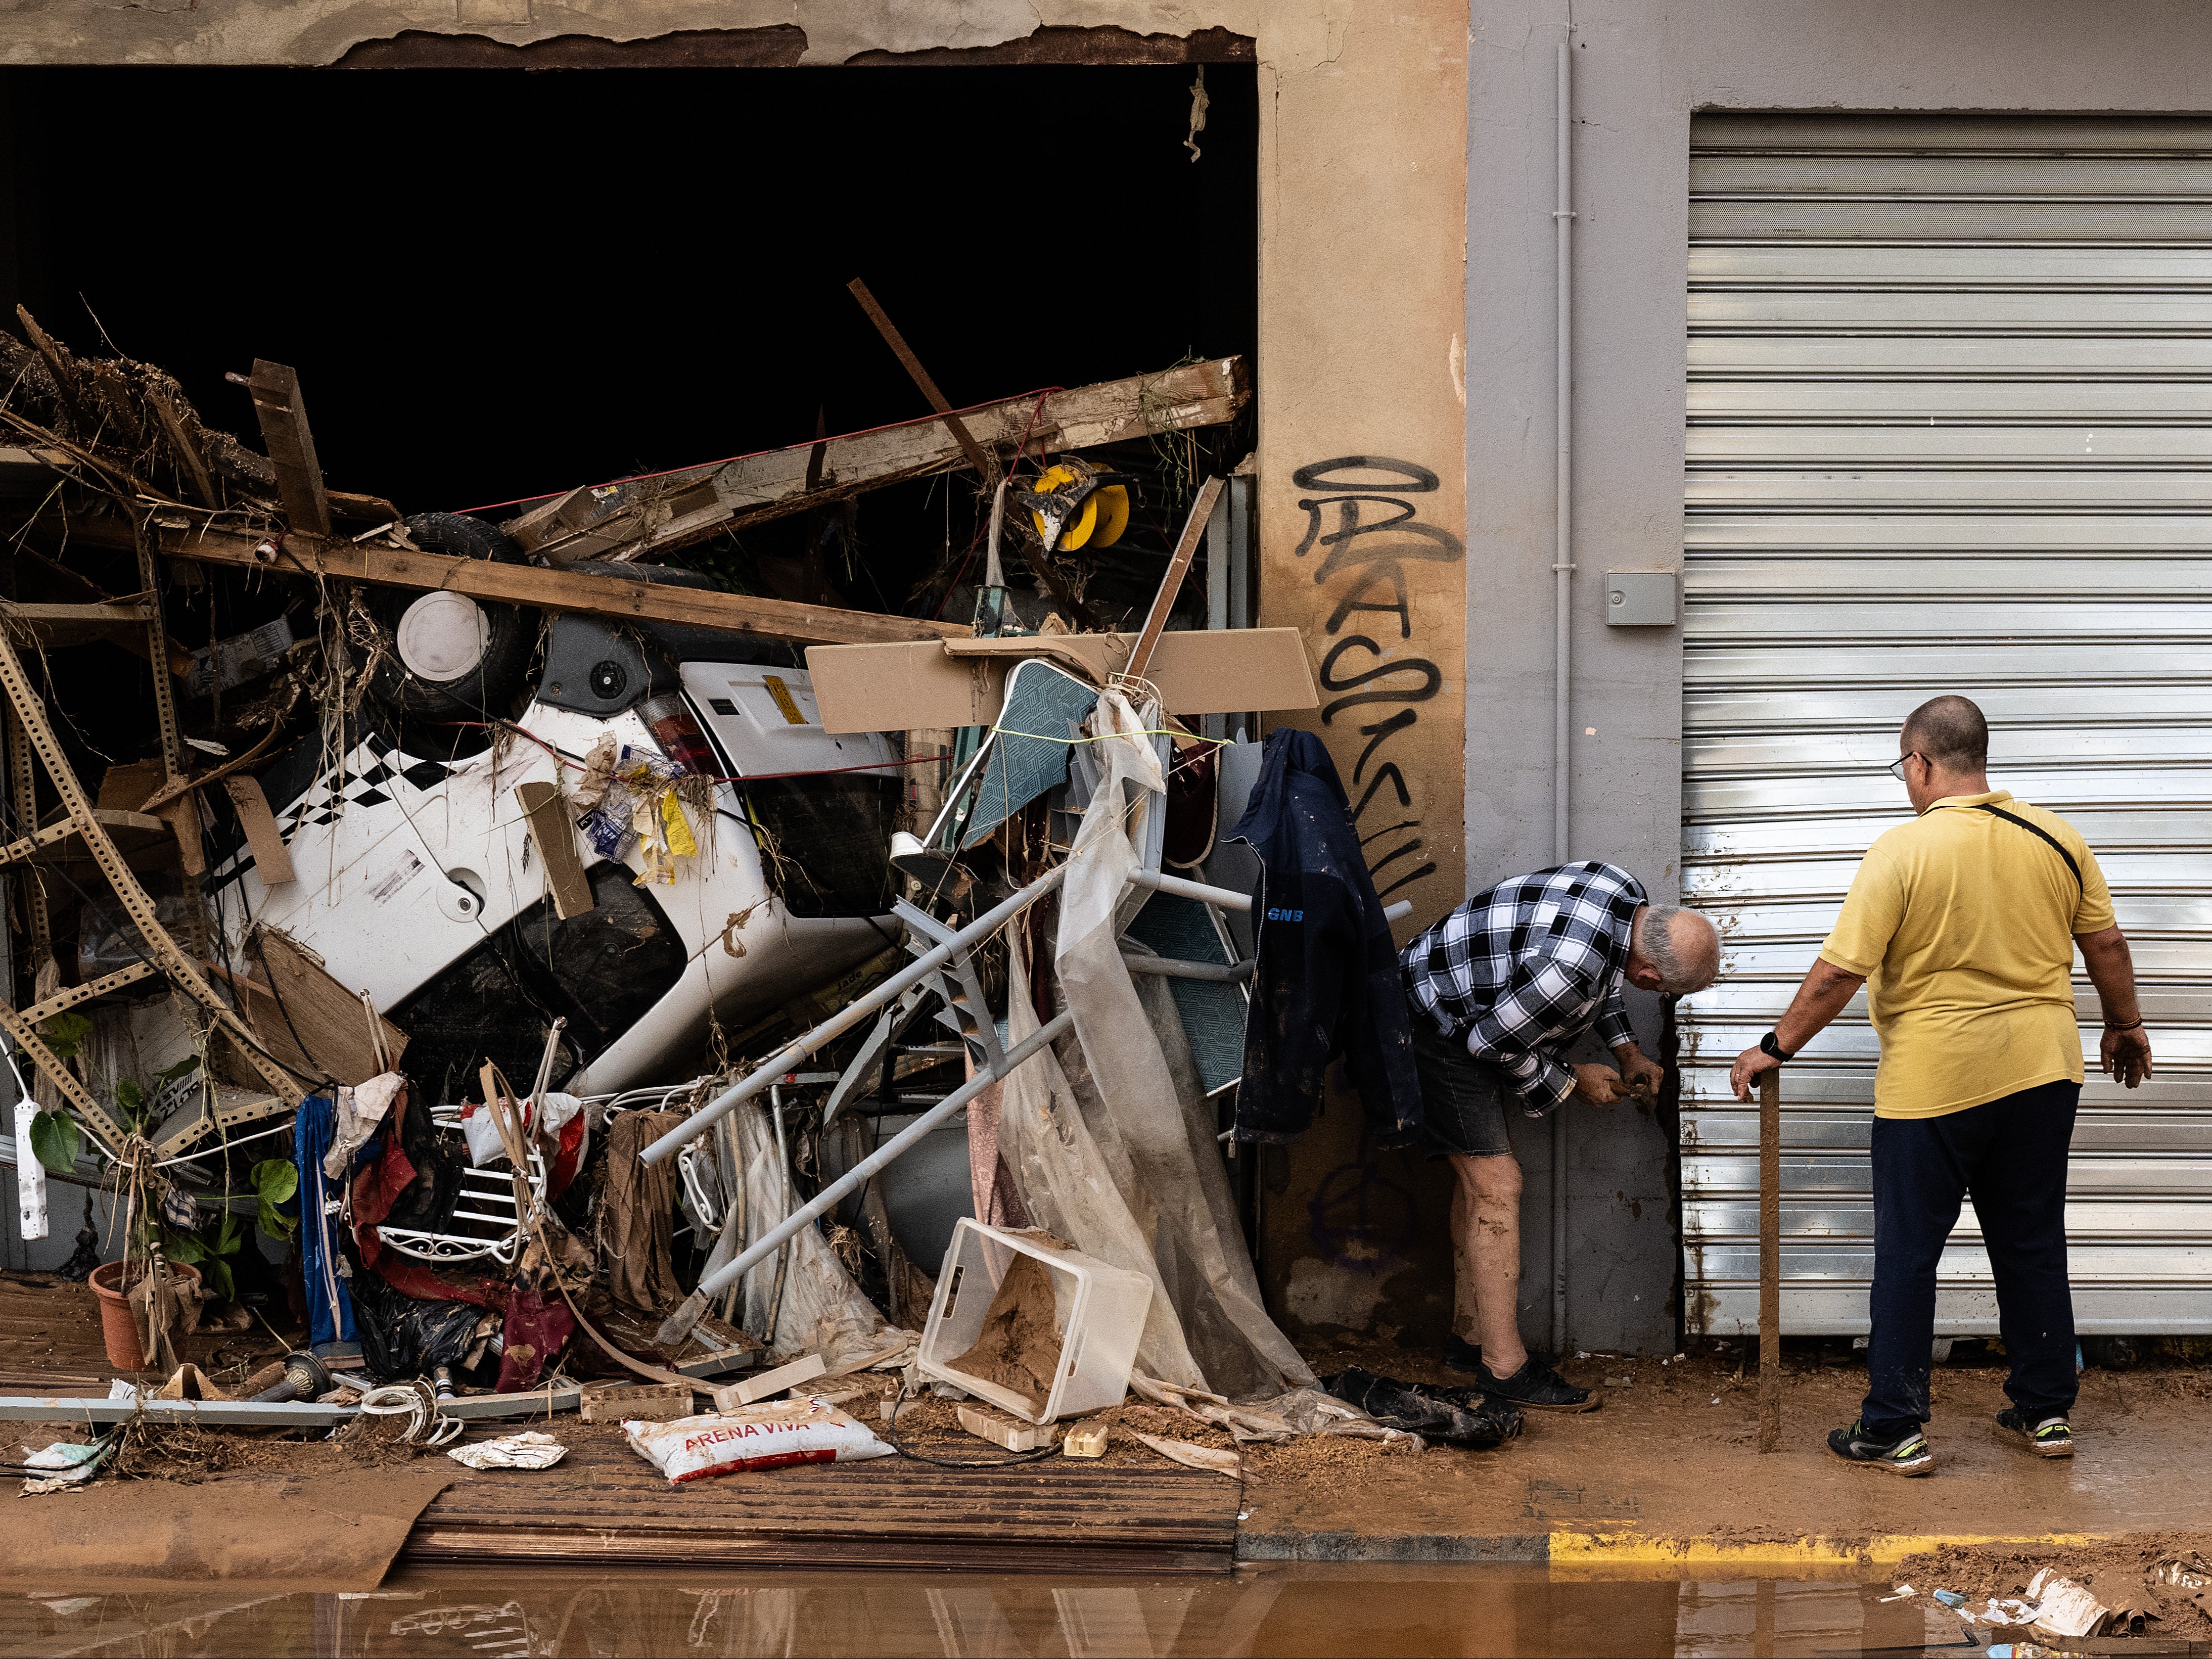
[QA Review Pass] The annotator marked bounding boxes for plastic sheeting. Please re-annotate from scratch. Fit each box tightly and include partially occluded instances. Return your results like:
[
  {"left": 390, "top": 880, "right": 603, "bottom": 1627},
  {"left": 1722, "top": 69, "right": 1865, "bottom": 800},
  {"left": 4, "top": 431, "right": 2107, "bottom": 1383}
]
[
  {"left": 1052, "top": 690, "right": 1314, "bottom": 1402},
  {"left": 714, "top": 1097, "right": 907, "bottom": 1368},
  {"left": 997, "top": 947, "right": 1206, "bottom": 1391}
]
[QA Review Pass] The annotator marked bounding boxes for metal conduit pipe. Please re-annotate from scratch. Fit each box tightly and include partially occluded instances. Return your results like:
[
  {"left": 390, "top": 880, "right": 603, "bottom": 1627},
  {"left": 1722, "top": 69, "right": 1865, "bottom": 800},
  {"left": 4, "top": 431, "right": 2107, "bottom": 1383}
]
[
  {"left": 639, "top": 863, "right": 1069, "bottom": 1166},
  {"left": 698, "top": 1009, "right": 1078, "bottom": 1302},
  {"left": 1129, "top": 866, "right": 1412, "bottom": 925},
  {"left": 1550, "top": 30, "right": 1577, "bottom": 1362}
]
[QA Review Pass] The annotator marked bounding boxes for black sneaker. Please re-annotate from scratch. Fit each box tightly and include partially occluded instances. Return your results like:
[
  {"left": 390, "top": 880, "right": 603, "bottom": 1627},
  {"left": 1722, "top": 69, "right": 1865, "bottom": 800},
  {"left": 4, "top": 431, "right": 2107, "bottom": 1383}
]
[
  {"left": 1466, "top": 1355, "right": 1598, "bottom": 1413},
  {"left": 1441, "top": 1333, "right": 1485, "bottom": 1375},
  {"left": 1996, "top": 1408, "right": 2074, "bottom": 1459},
  {"left": 1828, "top": 1418, "right": 1935, "bottom": 1476},
  {"left": 1319, "top": 1367, "right": 1523, "bottom": 1449}
]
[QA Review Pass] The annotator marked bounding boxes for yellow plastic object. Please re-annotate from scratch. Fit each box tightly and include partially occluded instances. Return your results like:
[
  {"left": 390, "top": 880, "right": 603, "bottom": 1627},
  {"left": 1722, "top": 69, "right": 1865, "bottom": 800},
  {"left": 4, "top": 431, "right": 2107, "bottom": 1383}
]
[
  {"left": 1027, "top": 464, "right": 1100, "bottom": 551},
  {"left": 1090, "top": 484, "right": 1130, "bottom": 547}
]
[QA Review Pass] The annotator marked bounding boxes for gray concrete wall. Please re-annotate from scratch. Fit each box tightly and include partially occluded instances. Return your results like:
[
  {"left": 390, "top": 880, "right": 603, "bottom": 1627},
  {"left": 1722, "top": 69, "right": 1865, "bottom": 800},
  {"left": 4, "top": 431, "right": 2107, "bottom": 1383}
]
[{"left": 1468, "top": 0, "right": 2212, "bottom": 1354}]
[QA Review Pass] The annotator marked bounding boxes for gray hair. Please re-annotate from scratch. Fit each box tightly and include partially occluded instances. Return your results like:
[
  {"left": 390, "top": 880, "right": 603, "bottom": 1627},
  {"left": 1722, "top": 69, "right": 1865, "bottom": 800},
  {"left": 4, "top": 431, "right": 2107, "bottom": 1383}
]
[{"left": 1640, "top": 904, "right": 1721, "bottom": 994}]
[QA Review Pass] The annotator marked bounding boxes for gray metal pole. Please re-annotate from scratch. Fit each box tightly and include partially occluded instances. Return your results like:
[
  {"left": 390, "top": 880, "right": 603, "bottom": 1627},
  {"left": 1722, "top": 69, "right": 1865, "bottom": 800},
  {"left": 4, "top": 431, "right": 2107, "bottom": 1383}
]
[
  {"left": 696, "top": 1009, "right": 1076, "bottom": 1302},
  {"left": 641, "top": 864, "right": 1067, "bottom": 1166}
]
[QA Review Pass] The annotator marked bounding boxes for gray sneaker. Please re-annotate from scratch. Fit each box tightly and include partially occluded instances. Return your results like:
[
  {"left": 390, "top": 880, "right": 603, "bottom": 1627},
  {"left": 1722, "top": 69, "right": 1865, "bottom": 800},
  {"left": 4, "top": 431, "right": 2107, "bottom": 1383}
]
[
  {"left": 1996, "top": 1408, "right": 2075, "bottom": 1458},
  {"left": 1827, "top": 1418, "right": 1935, "bottom": 1476}
]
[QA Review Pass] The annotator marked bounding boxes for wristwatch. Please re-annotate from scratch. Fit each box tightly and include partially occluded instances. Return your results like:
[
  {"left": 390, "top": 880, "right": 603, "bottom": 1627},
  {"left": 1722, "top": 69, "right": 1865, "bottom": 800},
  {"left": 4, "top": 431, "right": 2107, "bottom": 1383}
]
[{"left": 1759, "top": 1030, "right": 1796, "bottom": 1063}]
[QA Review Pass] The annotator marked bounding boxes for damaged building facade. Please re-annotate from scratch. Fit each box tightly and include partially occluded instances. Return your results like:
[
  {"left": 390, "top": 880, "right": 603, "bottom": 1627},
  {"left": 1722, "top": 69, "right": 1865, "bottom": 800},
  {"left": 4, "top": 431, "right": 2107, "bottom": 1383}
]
[{"left": 2, "top": 0, "right": 2207, "bottom": 1386}]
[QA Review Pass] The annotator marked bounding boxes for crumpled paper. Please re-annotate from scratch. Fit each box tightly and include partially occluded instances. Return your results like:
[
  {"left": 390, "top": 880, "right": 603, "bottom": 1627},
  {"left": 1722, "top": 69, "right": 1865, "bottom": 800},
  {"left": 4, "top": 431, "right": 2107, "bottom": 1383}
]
[{"left": 446, "top": 1431, "right": 567, "bottom": 1470}]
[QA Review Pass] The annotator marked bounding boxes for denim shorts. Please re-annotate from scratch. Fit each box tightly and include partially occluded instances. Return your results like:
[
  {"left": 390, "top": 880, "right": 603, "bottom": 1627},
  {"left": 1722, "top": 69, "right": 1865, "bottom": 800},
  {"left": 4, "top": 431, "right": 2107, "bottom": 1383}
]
[{"left": 1409, "top": 1016, "right": 1516, "bottom": 1159}]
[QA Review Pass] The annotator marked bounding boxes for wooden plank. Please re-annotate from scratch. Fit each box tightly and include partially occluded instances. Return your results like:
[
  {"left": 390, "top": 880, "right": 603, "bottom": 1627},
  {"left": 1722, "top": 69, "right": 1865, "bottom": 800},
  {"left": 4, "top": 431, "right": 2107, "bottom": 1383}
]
[
  {"left": 410, "top": 1450, "right": 1237, "bottom": 1573},
  {"left": 152, "top": 793, "right": 205, "bottom": 877},
  {"left": 220, "top": 775, "right": 295, "bottom": 886},
  {"left": 244, "top": 359, "right": 332, "bottom": 537},
  {"left": 513, "top": 780, "right": 591, "bottom": 918},
  {"left": 500, "top": 357, "right": 1249, "bottom": 565},
  {"left": 220, "top": 929, "right": 407, "bottom": 1086},
  {"left": 0, "top": 600, "right": 155, "bottom": 648},
  {"left": 102, "top": 516, "right": 970, "bottom": 649},
  {"left": 1127, "top": 477, "right": 1226, "bottom": 681},
  {"left": 14, "top": 552, "right": 194, "bottom": 677}
]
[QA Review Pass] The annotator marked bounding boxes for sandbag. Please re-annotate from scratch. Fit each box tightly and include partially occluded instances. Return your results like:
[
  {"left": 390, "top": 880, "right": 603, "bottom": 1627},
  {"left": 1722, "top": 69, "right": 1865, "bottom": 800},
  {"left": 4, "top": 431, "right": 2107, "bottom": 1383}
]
[{"left": 623, "top": 1398, "right": 893, "bottom": 1483}]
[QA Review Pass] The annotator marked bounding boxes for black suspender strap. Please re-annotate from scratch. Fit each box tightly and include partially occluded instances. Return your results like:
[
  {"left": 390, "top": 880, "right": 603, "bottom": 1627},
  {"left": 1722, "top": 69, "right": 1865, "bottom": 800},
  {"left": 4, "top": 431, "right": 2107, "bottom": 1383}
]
[{"left": 1946, "top": 803, "right": 2083, "bottom": 894}]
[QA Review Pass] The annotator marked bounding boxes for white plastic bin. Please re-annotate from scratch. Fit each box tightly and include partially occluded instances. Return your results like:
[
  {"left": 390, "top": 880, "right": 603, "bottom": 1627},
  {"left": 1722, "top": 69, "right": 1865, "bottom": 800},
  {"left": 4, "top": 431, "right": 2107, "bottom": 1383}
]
[{"left": 917, "top": 1219, "right": 1152, "bottom": 1424}]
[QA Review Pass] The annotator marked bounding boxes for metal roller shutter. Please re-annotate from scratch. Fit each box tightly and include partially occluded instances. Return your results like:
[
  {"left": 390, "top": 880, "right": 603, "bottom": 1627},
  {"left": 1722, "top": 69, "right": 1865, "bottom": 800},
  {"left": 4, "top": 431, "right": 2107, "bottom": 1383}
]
[{"left": 1680, "top": 114, "right": 2212, "bottom": 1337}]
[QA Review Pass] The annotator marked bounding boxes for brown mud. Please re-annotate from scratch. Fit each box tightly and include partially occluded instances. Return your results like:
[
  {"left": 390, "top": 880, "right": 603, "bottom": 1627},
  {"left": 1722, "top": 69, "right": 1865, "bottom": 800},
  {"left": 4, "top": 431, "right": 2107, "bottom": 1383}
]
[
  {"left": 944, "top": 1253, "right": 1064, "bottom": 1411},
  {"left": 1894, "top": 1533, "right": 2212, "bottom": 1640}
]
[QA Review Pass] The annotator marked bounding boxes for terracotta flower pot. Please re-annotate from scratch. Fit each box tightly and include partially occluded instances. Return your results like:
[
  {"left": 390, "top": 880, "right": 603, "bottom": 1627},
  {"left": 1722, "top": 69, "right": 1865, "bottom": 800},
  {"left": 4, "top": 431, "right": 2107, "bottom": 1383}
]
[{"left": 87, "top": 1259, "right": 203, "bottom": 1373}]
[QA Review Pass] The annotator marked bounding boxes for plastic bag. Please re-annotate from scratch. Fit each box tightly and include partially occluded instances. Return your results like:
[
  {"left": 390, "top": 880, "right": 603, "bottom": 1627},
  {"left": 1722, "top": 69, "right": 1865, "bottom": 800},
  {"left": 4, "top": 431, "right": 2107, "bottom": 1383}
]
[{"left": 623, "top": 1397, "right": 894, "bottom": 1484}]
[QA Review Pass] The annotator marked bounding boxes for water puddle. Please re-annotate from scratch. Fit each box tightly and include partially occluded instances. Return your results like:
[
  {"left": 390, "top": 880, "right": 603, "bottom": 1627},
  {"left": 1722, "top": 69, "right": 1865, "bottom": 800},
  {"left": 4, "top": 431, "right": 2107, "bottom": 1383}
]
[{"left": 0, "top": 1564, "right": 1969, "bottom": 1657}]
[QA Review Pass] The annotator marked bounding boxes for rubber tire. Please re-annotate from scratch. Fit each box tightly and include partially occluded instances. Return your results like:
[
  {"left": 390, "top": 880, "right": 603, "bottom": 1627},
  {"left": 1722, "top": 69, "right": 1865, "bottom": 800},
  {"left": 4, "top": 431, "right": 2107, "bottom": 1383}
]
[{"left": 365, "top": 513, "right": 539, "bottom": 721}]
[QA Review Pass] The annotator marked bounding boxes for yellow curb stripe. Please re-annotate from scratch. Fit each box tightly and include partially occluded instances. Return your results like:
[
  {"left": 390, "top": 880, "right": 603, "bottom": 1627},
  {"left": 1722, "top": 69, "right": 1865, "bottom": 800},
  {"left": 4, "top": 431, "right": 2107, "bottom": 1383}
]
[{"left": 1550, "top": 1529, "right": 2106, "bottom": 1568}]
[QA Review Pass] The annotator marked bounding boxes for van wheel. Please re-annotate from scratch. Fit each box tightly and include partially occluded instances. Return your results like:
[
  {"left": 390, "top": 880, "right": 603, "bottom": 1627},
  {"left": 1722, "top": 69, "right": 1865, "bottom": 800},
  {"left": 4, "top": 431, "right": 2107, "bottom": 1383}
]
[{"left": 364, "top": 514, "right": 540, "bottom": 721}]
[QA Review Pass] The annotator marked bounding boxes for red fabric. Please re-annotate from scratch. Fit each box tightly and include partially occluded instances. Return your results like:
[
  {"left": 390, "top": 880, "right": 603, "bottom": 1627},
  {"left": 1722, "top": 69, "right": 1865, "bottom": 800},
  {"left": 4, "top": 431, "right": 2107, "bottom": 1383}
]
[
  {"left": 350, "top": 1099, "right": 510, "bottom": 1311},
  {"left": 495, "top": 1281, "right": 576, "bottom": 1392},
  {"left": 548, "top": 1112, "right": 586, "bottom": 1198},
  {"left": 349, "top": 1141, "right": 418, "bottom": 1273}
]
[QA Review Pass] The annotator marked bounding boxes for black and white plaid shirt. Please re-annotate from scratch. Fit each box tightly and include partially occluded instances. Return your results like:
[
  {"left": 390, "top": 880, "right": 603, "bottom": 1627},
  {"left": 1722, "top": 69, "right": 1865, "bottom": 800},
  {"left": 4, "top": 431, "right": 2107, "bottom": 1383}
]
[{"left": 1399, "top": 861, "right": 1647, "bottom": 1116}]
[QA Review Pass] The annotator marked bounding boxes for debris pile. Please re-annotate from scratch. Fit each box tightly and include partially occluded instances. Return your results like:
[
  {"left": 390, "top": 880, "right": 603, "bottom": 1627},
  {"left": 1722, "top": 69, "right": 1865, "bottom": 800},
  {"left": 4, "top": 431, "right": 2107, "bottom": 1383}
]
[{"left": 0, "top": 291, "right": 1427, "bottom": 1528}]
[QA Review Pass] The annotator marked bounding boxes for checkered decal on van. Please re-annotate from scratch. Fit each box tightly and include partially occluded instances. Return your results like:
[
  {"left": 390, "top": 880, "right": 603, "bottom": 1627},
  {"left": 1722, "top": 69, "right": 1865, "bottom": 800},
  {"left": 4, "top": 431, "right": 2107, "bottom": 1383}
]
[{"left": 279, "top": 735, "right": 459, "bottom": 838}]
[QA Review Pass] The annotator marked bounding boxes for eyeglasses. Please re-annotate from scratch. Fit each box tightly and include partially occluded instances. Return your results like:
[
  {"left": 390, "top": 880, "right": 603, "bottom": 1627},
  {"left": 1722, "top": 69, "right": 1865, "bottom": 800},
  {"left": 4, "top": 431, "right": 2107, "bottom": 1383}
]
[{"left": 1886, "top": 752, "right": 1925, "bottom": 781}]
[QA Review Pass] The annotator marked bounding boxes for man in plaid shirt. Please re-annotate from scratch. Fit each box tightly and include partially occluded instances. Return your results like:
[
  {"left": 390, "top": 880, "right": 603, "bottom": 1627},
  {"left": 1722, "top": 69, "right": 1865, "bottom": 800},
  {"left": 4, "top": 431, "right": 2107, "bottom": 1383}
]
[{"left": 1401, "top": 861, "right": 1721, "bottom": 1411}]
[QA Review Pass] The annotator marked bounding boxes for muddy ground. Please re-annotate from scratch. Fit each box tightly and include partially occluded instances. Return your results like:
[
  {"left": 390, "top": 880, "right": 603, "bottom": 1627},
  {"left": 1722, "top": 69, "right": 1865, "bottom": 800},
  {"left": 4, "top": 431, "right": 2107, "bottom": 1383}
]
[{"left": 10, "top": 1269, "right": 2212, "bottom": 1585}]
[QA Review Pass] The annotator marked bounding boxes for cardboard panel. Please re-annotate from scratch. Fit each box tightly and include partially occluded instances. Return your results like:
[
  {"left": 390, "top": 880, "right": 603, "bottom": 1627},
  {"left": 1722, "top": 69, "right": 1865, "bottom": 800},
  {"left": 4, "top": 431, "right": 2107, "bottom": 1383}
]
[{"left": 804, "top": 628, "right": 1317, "bottom": 734}]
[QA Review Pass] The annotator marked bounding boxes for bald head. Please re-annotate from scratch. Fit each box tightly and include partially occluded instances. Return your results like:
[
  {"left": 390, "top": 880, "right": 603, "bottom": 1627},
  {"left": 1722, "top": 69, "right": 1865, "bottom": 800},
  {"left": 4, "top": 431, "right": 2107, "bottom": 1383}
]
[
  {"left": 1630, "top": 905, "right": 1721, "bottom": 995},
  {"left": 1902, "top": 695, "right": 1988, "bottom": 773}
]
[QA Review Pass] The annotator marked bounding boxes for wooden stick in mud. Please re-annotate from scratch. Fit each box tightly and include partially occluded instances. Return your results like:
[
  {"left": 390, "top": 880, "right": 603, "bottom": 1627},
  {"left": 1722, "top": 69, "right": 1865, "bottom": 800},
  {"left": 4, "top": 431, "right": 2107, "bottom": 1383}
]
[{"left": 1758, "top": 1068, "right": 1781, "bottom": 1452}]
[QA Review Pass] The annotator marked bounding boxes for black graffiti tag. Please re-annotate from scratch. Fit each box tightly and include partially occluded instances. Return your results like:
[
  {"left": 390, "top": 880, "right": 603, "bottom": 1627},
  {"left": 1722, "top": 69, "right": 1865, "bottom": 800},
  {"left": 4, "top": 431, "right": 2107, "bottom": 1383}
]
[{"left": 1292, "top": 457, "right": 1462, "bottom": 904}]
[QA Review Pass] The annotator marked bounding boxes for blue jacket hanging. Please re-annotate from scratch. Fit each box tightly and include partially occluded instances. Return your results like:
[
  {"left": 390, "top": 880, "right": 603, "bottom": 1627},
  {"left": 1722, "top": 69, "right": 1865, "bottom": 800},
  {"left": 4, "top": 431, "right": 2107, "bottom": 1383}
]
[
  {"left": 293, "top": 1094, "right": 356, "bottom": 1349},
  {"left": 1226, "top": 729, "right": 1423, "bottom": 1148}
]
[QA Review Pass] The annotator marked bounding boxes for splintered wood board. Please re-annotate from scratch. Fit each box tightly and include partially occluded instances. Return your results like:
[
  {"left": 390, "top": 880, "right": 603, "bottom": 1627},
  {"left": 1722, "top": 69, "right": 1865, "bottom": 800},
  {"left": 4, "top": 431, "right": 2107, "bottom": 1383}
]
[{"left": 232, "top": 929, "right": 407, "bottom": 1085}]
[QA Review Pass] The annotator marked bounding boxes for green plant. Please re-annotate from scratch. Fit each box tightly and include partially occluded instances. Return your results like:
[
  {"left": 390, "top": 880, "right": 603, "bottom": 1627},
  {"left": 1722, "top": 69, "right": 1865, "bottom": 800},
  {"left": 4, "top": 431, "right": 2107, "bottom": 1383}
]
[
  {"left": 161, "top": 1210, "right": 244, "bottom": 1303},
  {"left": 39, "top": 1011, "right": 91, "bottom": 1060},
  {"left": 251, "top": 1159, "right": 298, "bottom": 1239},
  {"left": 27, "top": 1110, "right": 78, "bottom": 1174}
]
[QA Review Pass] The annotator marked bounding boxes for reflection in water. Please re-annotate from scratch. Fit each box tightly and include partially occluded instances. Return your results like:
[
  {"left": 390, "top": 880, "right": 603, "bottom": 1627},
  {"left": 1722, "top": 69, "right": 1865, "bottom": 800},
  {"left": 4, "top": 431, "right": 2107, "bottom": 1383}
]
[{"left": 0, "top": 1565, "right": 1951, "bottom": 1658}]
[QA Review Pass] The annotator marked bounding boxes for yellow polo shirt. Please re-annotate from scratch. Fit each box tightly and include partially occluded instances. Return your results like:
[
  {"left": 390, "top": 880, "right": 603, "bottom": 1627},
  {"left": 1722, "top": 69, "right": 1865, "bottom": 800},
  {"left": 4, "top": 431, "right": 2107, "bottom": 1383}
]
[{"left": 1818, "top": 791, "right": 2114, "bottom": 1119}]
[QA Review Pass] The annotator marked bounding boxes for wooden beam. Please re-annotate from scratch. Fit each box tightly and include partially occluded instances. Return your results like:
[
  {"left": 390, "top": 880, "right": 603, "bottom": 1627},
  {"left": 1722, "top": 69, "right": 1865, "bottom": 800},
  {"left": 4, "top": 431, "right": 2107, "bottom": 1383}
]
[
  {"left": 47, "top": 510, "right": 969, "bottom": 648},
  {"left": 145, "top": 384, "right": 219, "bottom": 510},
  {"left": 1127, "top": 477, "right": 1226, "bottom": 682},
  {"left": 244, "top": 359, "right": 333, "bottom": 537},
  {"left": 0, "top": 600, "right": 155, "bottom": 649},
  {"left": 220, "top": 775, "right": 295, "bottom": 886},
  {"left": 847, "top": 278, "right": 996, "bottom": 483},
  {"left": 501, "top": 357, "right": 1249, "bottom": 566}
]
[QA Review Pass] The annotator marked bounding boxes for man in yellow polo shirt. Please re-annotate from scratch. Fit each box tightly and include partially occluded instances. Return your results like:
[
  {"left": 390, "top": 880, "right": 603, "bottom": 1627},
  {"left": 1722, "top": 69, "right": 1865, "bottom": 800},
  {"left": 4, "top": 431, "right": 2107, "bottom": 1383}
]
[{"left": 1729, "top": 695, "right": 2152, "bottom": 1476}]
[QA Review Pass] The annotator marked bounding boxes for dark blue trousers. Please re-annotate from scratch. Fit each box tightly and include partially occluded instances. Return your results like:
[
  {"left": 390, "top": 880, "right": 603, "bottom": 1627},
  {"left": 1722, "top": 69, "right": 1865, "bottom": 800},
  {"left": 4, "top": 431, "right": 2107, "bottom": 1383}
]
[{"left": 1863, "top": 1078, "right": 2079, "bottom": 1441}]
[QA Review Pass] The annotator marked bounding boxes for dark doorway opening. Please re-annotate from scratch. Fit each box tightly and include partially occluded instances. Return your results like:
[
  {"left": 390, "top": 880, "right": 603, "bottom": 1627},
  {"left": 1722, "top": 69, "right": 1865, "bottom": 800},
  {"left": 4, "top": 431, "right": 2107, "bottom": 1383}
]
[{"left": 0, "top": 64, "right": 1256, "bottom": 520}]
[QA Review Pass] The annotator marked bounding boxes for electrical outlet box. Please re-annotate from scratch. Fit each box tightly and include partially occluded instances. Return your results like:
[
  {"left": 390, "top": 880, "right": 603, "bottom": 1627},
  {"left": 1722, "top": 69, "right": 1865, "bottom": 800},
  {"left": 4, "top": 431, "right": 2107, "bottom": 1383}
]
[{"left": 1605, "top": 571, "right": 1677, "bottom": 627}]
